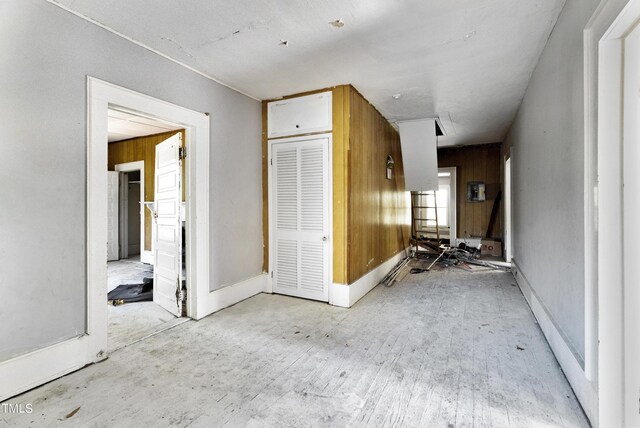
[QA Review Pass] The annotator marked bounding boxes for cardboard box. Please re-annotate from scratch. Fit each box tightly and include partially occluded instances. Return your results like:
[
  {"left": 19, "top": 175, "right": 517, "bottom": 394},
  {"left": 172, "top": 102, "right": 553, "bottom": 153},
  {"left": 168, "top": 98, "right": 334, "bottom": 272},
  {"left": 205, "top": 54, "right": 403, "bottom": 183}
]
[{"left": 481, "top": 239, "right": 502, "bottom": 257}]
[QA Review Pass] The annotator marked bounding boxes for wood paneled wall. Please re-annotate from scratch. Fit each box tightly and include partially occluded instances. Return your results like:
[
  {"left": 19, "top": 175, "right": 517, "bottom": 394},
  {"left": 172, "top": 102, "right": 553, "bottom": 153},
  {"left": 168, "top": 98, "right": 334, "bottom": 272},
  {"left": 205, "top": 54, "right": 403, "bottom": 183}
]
[
  {"left": 107, "top": 130, "right": 185, "bottom": 251},
  {"left": 261, "top": 85, "right": 409, "bottom": 285},
  {"left": 332, "top": 86, "right": 350, "bottom": 284},
  {"left": 347, "top": 87, "right": 409, "bottom": 283},
  {"left": 438, "top": 143, "right": 503, "bottom": 239}
]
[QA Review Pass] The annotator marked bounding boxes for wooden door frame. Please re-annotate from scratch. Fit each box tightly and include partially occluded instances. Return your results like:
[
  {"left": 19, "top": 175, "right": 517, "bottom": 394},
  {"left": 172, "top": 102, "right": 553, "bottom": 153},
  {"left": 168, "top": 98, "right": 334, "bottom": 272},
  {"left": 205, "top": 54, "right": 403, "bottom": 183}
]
[
  {"left": 114, "top": 161, "right": 145, "bottom": 262},
  {"left": 266, "top": 133, "right": 333, "bottom": 301}
]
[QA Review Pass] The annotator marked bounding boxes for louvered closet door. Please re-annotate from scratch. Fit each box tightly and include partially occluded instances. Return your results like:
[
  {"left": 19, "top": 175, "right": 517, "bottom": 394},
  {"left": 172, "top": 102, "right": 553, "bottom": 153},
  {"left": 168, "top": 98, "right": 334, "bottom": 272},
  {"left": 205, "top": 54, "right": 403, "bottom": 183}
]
[{"left": 272, "top": 137, "right": 329, "bottom": 302}]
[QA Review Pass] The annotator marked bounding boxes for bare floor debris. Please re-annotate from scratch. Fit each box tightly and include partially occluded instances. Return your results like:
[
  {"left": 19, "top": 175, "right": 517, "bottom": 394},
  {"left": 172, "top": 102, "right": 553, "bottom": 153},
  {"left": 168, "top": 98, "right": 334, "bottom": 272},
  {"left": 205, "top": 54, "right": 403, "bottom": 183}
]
[
  {"left": 2, "top": 270, "right": 588, "bottom": 427},
  {"left": 60, "top": 406, "right": 81, "bottom": 420}
]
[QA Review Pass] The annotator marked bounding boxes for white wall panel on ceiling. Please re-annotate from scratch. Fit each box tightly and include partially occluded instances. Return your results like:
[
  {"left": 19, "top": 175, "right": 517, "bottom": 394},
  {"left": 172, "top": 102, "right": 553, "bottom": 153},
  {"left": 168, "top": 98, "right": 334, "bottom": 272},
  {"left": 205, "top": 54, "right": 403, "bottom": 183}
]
[{"left": 398, "top": 119, "right": 438, "bottom": 191}]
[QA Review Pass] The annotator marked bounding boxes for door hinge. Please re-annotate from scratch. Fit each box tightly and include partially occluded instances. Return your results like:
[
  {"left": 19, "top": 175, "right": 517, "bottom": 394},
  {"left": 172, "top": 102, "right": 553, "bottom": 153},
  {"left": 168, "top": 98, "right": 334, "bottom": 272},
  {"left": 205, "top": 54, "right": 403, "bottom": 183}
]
[
  {"left": 270, "top": 158, "right": 273, "bottom": 166},
  {"left": 179, "top": 147, "right": 186, "bottom": 159},
  {"left": 271, "top": 271, "right": 274, "bottom": 278},
  {"left": 176, "top": 279, "right": 184, "bottom": 304}
]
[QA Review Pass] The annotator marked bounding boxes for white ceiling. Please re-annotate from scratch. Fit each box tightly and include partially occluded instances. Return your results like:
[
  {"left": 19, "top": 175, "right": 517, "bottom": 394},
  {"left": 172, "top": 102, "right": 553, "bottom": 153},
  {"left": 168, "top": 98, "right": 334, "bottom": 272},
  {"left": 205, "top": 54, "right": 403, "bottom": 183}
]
[
  {"left": 58, "top": 0, "right": 566, "bottom": 147},
  {"left": 108, "top": 109, "right": 181, "bottom": 142}
]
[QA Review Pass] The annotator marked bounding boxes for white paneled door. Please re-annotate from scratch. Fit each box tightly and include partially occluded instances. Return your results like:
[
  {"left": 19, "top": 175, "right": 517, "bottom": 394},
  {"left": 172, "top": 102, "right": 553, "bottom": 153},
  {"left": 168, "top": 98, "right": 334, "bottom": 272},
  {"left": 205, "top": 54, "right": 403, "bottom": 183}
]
[
  {"left": 153, "top": 134, "right": 182, "bottom": 317},
  {"left": 271, "top": 137, "right": 330, "bottom": 302},
  {"left": 107, "top": 171, "right": 119, "bottom": 261}
]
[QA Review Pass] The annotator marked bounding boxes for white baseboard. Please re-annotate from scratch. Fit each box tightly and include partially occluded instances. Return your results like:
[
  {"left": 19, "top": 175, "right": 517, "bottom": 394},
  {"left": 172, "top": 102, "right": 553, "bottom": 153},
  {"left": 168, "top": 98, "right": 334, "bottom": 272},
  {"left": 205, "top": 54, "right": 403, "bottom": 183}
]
[
  {"left": 329, "top": 282, "right": 350, "bottom": 308},
  {"left": 0, "top": 335, "right": 105, "bottom": 402},
  {"left": 512, "top": 260, "right": 597, "bottom": 424},
  {"left": 330, "top": 250, "right": 408, "bottom": 308},
  {"left": 196, "top": 273, "right": 268, "bottom": 320},
  {"left": 1, "top": 274, "right": 268, "bottom": 401}
]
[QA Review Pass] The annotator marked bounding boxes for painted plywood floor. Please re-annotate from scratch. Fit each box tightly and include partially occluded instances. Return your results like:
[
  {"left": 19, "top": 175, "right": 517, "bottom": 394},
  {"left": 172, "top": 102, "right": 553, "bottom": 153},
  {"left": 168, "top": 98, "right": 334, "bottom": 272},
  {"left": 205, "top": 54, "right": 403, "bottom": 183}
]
[{"left": 1, "top": 270, "right": 589, "bottom": 427}]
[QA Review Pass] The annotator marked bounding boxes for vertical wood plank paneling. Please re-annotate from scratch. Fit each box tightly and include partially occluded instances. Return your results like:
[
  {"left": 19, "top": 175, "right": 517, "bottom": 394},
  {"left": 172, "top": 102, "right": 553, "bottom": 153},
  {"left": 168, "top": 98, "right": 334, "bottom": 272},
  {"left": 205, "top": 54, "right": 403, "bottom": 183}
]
[
  {"left": 107, "top": 130, "right": 185, "bottom": 251},
  {"left": 347, "top": 87, "right": 409, "bottom": 284},
  {"left": 438, "top": 143, "right": 502, "bottom": 239},
  {"left": 332, "top": 85, "right": 350, "bottom": 285}
]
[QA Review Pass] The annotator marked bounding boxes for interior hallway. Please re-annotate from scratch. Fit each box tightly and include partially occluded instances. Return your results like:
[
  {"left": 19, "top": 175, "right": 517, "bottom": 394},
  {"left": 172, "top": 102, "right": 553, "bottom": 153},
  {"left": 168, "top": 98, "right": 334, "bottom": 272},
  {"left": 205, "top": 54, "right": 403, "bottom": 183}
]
[{"left": 3, "top": 270, "right": 588, "bottom": 427}]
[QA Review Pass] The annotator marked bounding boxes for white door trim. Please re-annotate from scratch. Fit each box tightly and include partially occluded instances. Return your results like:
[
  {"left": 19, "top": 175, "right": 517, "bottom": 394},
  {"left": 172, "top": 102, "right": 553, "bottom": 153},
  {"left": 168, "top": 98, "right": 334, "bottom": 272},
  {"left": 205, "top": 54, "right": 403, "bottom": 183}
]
[
  {"left": 88, "top": 77, "right": 211, "bottom": 323},
  {"left": 593, "top": 1, "right": 640, "bottom": 425},
  {"left": 266, "top": 133, "right": 333, "bottom": 300},
  {"left": 114, "top": 161, "right": 146, "bottom": 262}
]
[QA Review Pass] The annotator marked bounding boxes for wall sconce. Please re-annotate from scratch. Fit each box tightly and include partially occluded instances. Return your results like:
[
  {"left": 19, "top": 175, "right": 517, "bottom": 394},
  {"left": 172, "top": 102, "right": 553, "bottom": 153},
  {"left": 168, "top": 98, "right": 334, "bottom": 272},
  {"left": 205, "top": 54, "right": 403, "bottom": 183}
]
[{"left": 386, "top": 155, "right": 394, "bottom": 180}]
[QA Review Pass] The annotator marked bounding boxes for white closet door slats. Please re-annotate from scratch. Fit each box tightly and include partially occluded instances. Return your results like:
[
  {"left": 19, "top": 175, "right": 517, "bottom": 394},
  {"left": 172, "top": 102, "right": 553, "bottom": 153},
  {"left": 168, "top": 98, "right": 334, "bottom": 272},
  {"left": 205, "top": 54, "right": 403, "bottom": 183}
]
[
  {"left": 275, "top": 148, "right": 298, "bottom": 230},
  {"left": 272, "top": 137, "right": 329, "bottom": 302},
  {"left": 301, "top": 146, "right": 324, "bottom": 232}
]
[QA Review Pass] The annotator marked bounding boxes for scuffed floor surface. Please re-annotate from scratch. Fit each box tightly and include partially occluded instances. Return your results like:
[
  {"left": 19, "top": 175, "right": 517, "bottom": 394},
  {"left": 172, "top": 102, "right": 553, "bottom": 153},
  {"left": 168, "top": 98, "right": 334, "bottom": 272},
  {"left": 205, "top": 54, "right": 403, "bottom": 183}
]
[
  {"left": 1, "top": 270, "right": 589, "bottom": 427},
  {"left": 108, "top": 302, "right": 187, "bottom": 352}
]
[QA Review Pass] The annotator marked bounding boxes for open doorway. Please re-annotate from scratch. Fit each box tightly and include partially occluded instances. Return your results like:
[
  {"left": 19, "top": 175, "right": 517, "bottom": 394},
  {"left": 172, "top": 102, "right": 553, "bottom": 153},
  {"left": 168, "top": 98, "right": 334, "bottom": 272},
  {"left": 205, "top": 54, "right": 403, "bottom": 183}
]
[
  {"left": 504, "top": 156, "right": 512, "bottom": 262},
  {"left": 411, "top": 167, "right": 457, "bottom": 244},
  {"left": 106, "top": 108, "right": 188, "bottom": 351},
  {"left": 0, "top": 78, "right": 211, "bottom": 403}
]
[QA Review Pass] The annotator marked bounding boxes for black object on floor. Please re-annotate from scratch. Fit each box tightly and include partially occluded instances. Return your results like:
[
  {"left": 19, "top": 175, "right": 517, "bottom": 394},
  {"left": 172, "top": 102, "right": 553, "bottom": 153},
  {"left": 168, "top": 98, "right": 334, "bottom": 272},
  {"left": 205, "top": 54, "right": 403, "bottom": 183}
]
[{"left": 107, "top": 278, "right": 153, "bottom": 304}]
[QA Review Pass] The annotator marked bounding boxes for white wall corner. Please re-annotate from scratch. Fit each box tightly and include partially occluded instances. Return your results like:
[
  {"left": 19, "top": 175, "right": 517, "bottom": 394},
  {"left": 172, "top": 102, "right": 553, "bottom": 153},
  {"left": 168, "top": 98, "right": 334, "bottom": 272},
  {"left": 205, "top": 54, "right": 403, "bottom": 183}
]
[
  {"left": 264, "top": 273, "right": 273, "bottom": 294},
  {"left": 198, "top": 273, "right": 268, "bottom": 320},
  {"left": 512, "top": 260, "right": 597, "bottom": 424},
  {"left": 330, "top": 249, "right": 408, "bottom": 308}
]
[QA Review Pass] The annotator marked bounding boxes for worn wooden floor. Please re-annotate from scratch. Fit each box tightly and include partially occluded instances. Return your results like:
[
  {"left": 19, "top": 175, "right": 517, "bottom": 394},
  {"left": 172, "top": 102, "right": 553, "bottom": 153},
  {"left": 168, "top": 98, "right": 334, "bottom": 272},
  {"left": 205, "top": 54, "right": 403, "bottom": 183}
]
[{"left": 1, "top": 269, "right": 589, "bottom": 427}]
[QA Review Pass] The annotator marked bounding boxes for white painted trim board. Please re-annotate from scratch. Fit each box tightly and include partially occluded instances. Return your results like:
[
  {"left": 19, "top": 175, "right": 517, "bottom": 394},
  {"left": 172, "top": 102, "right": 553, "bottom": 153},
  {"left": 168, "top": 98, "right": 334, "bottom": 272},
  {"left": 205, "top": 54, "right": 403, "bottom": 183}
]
[
  {"left": 591, "top": 1, "right": 640, "bottom": 425},
  {"left": 200, "top": 274, "right": 269, "bottom": 317},
  {"left": 330, "top": 250, "right": 408, "bottom": 308},
  {"left": 511, "top": 260, "right": 596, "bottom": 424}
]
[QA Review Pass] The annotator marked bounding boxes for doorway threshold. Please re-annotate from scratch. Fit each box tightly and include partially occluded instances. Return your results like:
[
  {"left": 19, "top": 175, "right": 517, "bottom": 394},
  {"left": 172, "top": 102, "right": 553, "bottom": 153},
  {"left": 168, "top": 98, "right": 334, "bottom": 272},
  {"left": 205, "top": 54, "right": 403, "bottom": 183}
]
[{"left": 108, "top": 313, "right": 190, "bottom": 354}]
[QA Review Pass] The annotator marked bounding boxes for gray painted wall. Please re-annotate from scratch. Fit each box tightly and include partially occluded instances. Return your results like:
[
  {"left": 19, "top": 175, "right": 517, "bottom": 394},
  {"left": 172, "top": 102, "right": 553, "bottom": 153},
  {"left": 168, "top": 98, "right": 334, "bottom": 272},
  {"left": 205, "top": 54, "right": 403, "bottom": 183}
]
[
  {"left": 0, "top": 1, "right": 263, "bottom": 361},
  {"left": 504, "top": 0, "right": 600, "bottom": 364}
]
